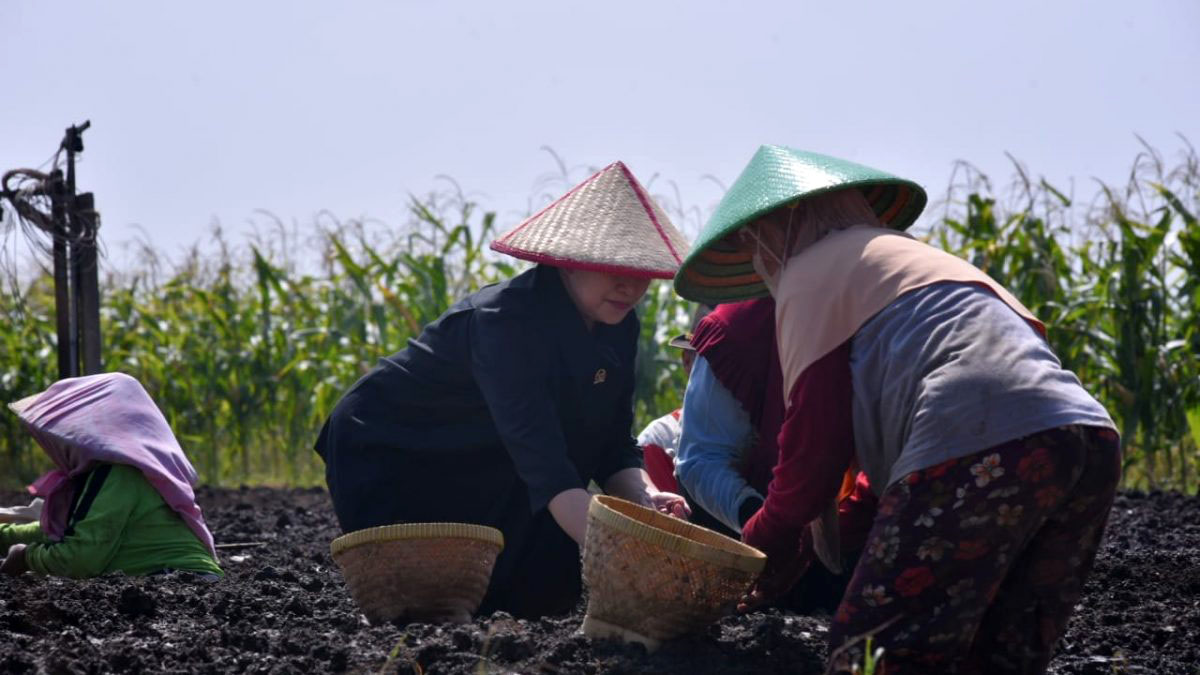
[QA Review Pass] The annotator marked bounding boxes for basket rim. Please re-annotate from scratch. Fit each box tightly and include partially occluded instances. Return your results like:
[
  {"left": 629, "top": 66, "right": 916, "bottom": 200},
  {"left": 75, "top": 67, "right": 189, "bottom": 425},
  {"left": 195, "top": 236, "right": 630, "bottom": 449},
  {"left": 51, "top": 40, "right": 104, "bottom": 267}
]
[
  {"left": 330, "top": 522, "right": 505, "bottom": 557},
  {"left": 588, "top": 495, "right": 767, "bottom": 574}
]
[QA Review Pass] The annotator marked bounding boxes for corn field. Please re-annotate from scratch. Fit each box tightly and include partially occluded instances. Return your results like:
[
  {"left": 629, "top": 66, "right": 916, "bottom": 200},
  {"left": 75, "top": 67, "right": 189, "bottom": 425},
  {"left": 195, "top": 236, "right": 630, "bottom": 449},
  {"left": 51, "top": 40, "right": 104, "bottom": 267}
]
[{"left": 2, "top": 145, "right": 1198, "bottom": 492}]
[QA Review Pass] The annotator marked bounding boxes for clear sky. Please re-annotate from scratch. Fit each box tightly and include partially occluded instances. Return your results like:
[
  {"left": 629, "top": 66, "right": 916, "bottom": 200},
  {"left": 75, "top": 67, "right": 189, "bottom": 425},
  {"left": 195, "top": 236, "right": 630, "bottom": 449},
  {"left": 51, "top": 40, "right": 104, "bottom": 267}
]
[{"left": 2, "top": 0, "right": 1197, "bottom": 263}]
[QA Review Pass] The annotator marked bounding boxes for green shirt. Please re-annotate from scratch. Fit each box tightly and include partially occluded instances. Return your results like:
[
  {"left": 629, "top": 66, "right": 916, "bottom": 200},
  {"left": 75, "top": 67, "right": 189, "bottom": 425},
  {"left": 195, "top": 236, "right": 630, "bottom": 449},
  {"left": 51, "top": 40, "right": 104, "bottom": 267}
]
[{"left": 0, "top": 464, "right": 223, "bottom": 579}]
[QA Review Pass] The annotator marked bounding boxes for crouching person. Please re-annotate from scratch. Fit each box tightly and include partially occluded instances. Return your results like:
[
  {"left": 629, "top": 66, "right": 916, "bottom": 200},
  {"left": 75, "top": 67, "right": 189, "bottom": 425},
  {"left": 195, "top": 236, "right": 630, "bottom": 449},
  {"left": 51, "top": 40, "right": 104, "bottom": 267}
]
[
  {"left": 316, "top": 162, "right": 691, "bottom": 619},
  {"left": 674, "top": 297, "right": 877, "bottom": 612},
  {"left": 1, "top": 373, "right": 222, "bottom": 580},
  {"left": 676, "top": 145, "right": 1119, "bottom": 673}
]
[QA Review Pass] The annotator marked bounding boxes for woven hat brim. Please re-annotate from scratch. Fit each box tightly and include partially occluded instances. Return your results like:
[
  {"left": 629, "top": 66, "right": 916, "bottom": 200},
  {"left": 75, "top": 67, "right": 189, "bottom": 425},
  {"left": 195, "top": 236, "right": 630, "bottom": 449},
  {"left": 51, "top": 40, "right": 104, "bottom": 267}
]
[
  {"left": 677, "top": 237, "right": 765, "bottom": 303},
  {"left": 330, "top": 522, "right": 504, "bottom": 557},
  {"left": 674, "top": 146, "right": 927, "bottom": 305},
  {"left": 490, "top": 162, "right": 689, "bottom": 279},
  {"left": 489, "top": 241, "right": 678, "bottom": 280},
  {"left": 675, "top": 180, "right": 926, "bottom": 305}
]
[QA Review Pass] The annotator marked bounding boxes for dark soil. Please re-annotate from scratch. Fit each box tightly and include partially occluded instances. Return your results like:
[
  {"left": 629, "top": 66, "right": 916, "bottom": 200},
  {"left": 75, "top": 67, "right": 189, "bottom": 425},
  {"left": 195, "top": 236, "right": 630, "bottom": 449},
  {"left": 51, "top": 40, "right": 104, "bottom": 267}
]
[{"left": 1, "top": 487, "right": 1196, "bottom": 674}]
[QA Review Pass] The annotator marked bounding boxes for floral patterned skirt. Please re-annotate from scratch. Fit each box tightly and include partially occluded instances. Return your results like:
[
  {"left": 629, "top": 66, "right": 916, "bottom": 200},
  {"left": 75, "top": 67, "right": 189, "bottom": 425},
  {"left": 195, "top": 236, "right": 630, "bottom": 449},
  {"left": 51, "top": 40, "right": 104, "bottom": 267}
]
[{"left": 828, "top": 425, "right": 1121, "bottom": 674}]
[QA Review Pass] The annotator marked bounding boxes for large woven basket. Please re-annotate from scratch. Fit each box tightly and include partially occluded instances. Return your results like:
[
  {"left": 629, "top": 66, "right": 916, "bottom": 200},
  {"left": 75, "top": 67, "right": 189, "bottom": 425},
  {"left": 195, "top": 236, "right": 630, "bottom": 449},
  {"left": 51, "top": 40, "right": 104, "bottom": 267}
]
[
  {"left": 330, "top": 523, "right": 503, "bottom": 625},
  {"left": 581, "top": 495, "right": 767, "bottom": 650}
]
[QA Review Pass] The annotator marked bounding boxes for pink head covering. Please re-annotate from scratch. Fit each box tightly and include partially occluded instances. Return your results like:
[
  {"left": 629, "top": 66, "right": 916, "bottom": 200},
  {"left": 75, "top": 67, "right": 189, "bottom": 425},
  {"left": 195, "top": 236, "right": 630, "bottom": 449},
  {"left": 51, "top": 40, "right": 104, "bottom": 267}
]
[{"left": 10, "top": 372, "right": 216, "bottom": 556}]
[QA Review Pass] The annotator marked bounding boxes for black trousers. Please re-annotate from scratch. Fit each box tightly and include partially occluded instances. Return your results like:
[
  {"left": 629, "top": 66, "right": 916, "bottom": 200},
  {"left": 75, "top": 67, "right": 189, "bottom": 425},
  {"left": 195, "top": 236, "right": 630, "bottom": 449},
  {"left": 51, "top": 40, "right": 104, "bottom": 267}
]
[
  {"left": 477, "top": 507, "right": 581, "bottom": 618},
  {"left": 318, "top": 419, "right": 582, "bottom": 620}
]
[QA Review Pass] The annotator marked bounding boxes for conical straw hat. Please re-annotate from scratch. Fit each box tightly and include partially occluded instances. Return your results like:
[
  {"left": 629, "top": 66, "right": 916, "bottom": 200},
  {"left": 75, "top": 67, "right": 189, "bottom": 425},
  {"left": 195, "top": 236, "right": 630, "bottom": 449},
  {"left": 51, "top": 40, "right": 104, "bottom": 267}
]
[
  {"left": 491, "top": 162, "right": 690, "bottom": 279},
  {"left": 674, "top": 145, "right": 927, "bottom": 305}
]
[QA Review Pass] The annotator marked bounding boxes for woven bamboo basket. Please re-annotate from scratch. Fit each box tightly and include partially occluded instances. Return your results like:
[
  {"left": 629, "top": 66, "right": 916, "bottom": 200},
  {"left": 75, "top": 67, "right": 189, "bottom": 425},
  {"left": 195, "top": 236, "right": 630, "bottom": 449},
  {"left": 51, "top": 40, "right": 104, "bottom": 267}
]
[
  {"left": 330, "top": 523, "right": 503, "bottom": 625},
  {"left": 581, "top": 495, "right": 767, "bottom": 651}
]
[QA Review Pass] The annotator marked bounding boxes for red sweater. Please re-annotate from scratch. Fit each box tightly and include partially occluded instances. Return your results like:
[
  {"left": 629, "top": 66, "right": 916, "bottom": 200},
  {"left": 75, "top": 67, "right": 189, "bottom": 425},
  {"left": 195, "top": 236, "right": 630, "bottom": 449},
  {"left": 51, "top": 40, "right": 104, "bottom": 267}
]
[
  {"left": 689, "top": 297, "right": 785, "bottom": 494},
  {"left": 741, "top": 340, "right": 859, "bottom": 564}
]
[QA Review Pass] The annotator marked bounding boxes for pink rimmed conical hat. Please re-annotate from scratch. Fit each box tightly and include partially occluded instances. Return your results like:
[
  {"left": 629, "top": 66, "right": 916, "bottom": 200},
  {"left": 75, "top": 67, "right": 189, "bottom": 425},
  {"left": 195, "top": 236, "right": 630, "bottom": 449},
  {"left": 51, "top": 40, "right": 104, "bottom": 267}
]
[{"left": 490, "top": 162, "right": 690, "bottom": 279}]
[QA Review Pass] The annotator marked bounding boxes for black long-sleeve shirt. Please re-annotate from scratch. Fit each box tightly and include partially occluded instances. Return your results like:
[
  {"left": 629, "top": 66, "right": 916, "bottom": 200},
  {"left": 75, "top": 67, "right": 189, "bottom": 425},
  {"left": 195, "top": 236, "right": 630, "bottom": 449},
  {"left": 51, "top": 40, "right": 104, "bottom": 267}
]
[{"left": 315, "top": 264, "right": 643, "bottom": 519}]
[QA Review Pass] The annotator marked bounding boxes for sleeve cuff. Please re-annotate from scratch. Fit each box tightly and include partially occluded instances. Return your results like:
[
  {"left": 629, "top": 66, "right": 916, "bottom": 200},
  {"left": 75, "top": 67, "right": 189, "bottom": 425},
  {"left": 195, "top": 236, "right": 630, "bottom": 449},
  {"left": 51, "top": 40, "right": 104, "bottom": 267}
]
[
  {"left": 596, "top": 444, "right": 646, "bottom": 485},
  {"left": 527, "top": 475, "right": 587, "bottom": 515},
  {"left": 742, "top": 499, "right": 806, "bottom": 561},
  {"left": 736, "top": 492, "right": 765, "bottom": 531},
  {"left": 0, "top": 522, "right": 46, "bottom": 548},
  {"left": 23, "top": 544, "right": 51, "bottom": 576}
]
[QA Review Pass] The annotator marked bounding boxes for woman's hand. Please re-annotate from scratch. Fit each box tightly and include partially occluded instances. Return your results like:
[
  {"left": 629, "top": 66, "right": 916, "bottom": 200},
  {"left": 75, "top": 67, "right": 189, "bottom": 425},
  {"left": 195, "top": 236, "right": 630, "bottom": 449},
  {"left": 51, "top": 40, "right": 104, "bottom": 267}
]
[
  {"left": 737, "top": 555, "right": 810, "bottom": 613},
  {"left": 737, "top": 527, "right": 814, "bottom": 613},
  {"left": 604, "top": 468, "right": 691, "bottom": 519},
  {"left": 1, "top": 544, "right": 29, "bottom": 576},
  {"left": 645, "top": 491, "right": 692, "bottom": 519}
]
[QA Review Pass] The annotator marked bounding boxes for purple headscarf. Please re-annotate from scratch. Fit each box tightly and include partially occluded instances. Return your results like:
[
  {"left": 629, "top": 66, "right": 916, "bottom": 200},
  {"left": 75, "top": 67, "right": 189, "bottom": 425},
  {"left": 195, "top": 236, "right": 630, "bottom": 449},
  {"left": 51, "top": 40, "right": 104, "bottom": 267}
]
[{"left": 11, "top": 372, "right": 216, "bottom": 556}]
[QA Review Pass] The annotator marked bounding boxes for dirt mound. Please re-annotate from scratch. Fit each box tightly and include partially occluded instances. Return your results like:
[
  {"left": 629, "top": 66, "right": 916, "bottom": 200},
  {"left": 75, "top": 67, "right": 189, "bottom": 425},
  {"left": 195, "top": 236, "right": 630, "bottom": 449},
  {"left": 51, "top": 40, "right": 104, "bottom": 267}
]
[{"left": 1, "top": 486, "right": 1196, "bottom": 673}]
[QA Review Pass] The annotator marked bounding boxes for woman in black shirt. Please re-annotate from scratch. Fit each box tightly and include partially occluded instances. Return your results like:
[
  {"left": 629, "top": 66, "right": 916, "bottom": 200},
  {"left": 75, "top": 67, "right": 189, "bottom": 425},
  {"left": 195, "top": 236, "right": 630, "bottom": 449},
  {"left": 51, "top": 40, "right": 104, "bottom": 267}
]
[{"left": 316, "top": 162, "right": 692, "bottom": 618}]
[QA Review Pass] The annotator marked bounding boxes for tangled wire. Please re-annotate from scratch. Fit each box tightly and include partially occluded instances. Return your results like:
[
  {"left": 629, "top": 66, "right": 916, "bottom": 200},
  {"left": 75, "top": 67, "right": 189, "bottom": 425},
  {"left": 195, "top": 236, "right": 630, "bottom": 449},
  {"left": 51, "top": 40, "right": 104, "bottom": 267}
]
[
  {"left": 1, "top": 166, "right": 99, "bottom": 283},
  {"left": 2, "top": 168, "right": 55, "bottom": 230}
]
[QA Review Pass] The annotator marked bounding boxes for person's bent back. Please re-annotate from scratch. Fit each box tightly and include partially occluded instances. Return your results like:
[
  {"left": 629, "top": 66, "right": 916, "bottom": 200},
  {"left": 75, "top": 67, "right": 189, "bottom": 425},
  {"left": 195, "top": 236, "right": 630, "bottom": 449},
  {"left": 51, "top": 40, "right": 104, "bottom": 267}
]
[{"left": 1, "top": 373, "right": 221, "bottom": 580}]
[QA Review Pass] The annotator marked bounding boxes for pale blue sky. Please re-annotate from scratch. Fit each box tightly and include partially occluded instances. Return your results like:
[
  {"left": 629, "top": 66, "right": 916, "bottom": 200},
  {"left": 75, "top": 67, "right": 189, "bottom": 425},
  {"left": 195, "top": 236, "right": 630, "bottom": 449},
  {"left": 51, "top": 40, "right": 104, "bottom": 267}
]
[{"left": 3, "top": 1, "right": 1197, "bottom": 262}]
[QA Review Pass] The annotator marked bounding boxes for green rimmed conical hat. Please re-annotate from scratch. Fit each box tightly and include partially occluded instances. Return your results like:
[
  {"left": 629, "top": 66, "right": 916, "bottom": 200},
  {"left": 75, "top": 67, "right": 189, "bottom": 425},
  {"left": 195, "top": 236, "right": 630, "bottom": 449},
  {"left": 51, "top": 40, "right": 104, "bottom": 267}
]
[{"left": 674, "top": 145, "right": 927, "bottom": 304}]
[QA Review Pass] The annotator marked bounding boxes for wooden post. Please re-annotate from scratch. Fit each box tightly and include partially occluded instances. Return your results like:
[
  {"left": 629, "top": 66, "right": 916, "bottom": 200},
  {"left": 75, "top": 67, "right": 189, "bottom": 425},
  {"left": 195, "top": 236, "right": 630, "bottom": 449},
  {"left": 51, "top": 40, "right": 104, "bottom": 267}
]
[
  {"left": 56, "top": 120, "right": 99, "bottom": 378},
  {"left": 74, "top": 192, "right": 102, "bottom": 374},
  {"left": 48, "top": 169, "right": 76, "bottom": 379},
  {"left": 2, "top": 121, "right": 100, "bottom": 379}
]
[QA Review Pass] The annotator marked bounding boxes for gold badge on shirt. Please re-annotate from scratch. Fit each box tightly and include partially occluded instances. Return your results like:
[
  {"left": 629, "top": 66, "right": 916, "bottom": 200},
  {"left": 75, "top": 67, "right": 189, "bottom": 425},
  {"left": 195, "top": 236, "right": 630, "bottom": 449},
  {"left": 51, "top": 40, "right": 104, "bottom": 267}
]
[{"left": 593, "top": 369, "right": 607, "bottom": 385}]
